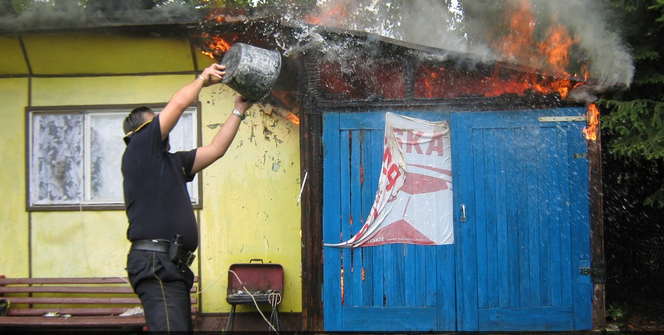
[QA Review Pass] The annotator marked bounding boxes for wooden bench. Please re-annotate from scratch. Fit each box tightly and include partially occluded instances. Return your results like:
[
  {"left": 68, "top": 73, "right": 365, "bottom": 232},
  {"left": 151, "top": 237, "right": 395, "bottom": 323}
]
[{"left": 0, "top": 276, "right": 198, "bottom": 329}]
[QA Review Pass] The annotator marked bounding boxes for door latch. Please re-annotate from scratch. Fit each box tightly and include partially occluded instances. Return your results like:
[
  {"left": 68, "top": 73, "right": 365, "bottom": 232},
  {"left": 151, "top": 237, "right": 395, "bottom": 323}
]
[{"left": 579, "top": 261, "right": 606, "bottom": 283}]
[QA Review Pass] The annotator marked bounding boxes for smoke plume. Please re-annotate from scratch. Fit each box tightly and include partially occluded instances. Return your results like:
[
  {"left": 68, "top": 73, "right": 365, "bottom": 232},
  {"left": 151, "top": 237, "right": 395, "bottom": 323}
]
[
  {"left": 0, "top": 1, "right": 198, "bottom": 31},
  {"left": 294, "top": 0, "right": 634, "bottom": 89}
]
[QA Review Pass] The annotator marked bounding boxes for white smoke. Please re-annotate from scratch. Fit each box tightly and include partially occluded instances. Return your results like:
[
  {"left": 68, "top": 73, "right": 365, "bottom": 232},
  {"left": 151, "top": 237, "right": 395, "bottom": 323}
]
[
  {"left": 536, "top": 0, "right": 634, "bottom": 88},
  {"left": 0, "top": 1, "right": 198, "bottom": 31},
  {"left": 295, "top": 0, "right": 634, "bottom": 89}
]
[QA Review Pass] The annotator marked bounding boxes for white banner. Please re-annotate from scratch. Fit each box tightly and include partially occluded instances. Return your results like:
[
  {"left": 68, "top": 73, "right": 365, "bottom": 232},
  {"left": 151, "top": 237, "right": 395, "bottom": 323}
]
[{"left": 326, "top": 112, "right": 454, "bottom": 248}]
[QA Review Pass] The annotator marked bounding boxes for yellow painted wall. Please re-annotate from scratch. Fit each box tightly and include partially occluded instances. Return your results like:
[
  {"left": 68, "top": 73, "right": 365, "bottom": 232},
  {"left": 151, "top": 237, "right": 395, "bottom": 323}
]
[
  {"left": 30, "top": 211, "right": 130, "bottom": 277},
  {"left": 31, "top": 75, "right": 186, "bottom": 106},
  {"left": 0, "top": 78, "right": 30, "bottom": 277},
  {"left": 23, "top": 32, "right": 195, "bottom": 75},
  {"left": 0, "top": 36, "right": 29, "bottom": 75},
  {"left": 198, "top": 99, "right": 302, "bottom": 313},
  {"left": 0, "top": 32, "right": 302, "bottom": 313}
]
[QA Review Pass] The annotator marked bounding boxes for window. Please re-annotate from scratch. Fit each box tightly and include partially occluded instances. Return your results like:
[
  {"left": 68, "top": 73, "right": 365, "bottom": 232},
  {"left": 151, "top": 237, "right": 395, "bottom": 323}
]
[{"left": 27, "top": 105, "right": 200, "bottom": 210}]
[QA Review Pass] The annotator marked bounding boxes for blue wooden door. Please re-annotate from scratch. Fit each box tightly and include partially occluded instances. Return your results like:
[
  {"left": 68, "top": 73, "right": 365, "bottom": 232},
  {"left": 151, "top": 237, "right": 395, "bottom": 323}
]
[
  {"left": 322, "top": 111, "right": 456, "bottom": 332},
  {"left": 452, "top": 108, "right": 592, "bottom": 331},
  {"left": 322, "top": 108, "right": 591, "bottom": 331}
]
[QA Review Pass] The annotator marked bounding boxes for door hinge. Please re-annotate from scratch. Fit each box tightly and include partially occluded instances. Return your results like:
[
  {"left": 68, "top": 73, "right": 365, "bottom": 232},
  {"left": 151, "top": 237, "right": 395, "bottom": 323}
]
[
  {"left": 579, "top": 261, "right": 606, "bottom": 283},
  {"left": 573, "top": 153, "right": 587, "bottom": 159}
]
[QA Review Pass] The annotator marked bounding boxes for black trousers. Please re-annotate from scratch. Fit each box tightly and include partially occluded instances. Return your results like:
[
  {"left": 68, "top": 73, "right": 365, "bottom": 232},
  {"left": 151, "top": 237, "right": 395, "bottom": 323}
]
[{"left": 126, "top": 250, "right": 195, "bottom": 333}]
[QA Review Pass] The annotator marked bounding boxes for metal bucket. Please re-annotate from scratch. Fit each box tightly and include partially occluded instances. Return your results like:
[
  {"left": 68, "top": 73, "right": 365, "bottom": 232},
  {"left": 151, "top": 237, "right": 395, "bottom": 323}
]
[{"left": 220, "top": 43, "right": 282, "bottom": 102}]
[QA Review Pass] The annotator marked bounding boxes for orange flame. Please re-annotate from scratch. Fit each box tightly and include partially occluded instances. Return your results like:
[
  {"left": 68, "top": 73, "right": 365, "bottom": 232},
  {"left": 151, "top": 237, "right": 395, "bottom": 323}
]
[
  {"left": 539, "top": 23, "right": 579, "bottom": 74},
  {"left": 262, "top": 107, "right": 301, "bottom": 127},
  {"left": 285, "top": 112, "right": 300, "bottom": 126},
  {"left": 583, "top": 103, "right": 600, "bottom": 141},
  {"left": 490, "top": 0, "right": 586, "bottom": 99},
  {"left": 201, "top": 36, "right": 232, "bottom": 59},
  {"left": 266, "top": 90, "right": 301, "bottom": 126},
  {"left": 305, "top": 2, "right": 350, "bottom": 26},
  {"left": 204, "top": 8, "right": 226, "bottom": 24},
  {"left": 495, "top": 0, "right": 536, "bottom": 65}
]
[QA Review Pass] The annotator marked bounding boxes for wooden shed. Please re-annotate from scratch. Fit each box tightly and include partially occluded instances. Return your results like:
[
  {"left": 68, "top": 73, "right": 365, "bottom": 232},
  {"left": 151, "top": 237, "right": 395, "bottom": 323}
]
[{"left": 280, "top": 26, "right": 606, "bottom": 332}]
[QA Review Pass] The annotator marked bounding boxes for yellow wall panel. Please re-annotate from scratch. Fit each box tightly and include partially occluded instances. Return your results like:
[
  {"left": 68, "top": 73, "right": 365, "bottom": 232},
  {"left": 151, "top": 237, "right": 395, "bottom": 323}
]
[
  {"left": 32, "top": 75, "right": 191, "bottom": 106},
  {"left": 197, "top": 88, "right": 302, "bottom": 313},
  {"left": 23, "top": 32, "right": 195, "bottom": 75},
  {"left": 0, "top": 78, "right": 30, "bottom": 278},
  {"left": 30, "top": 211, "right": 130, "bottom": 277},
  {"left": 0, "top": 36, "right": 29, "bottom": 75}
]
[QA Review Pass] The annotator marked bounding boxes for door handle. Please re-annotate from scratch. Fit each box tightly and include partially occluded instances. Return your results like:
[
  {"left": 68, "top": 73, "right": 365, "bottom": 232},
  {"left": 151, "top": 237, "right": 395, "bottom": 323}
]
[{"left": 460, "top": 204, "right": 467, "bottom": 222}]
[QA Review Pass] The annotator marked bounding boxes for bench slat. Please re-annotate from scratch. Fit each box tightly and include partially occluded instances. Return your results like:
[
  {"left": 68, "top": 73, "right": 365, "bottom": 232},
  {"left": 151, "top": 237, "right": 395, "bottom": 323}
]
[
  {"left": 1, "top": 285, "right": 197, "bottom": 294},
  {"left": 0, "top": 286, "right": 135, "bottom": 294},
  {"left": 0, "top": 277, "right": 131, "bottom": 285},
  {"left": 7, "top": 306, "right": 198, "bottom": 316},
  {"left": 8, "top": 307, "right": 141, "bottom": 316},
  {"left": 5, "top": 297, "right": 142, "bottom": 305},
  {"left": 0, "top": 276, "right": 199, "bottom": 328},
  {"left": 5, "top": 296, "right": 197, "bottom": 305},
  {"left": 0, "top": 315, "right": 146, "bottom": 327},
  {"left": 0, "top": 276, "right": 199, "bottom": 287}
]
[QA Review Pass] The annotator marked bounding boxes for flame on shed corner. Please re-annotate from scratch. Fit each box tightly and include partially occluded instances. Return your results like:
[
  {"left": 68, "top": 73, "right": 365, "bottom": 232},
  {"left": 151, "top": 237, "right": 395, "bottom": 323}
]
[
  {"left": 583, "top": 103, "right": 600, "bottom": 141},
  {"left": 268, "top": 91, "right": 301, "bottom": 126},
  {"left": 285, "top": 112, "right": 301, "bottom": 126}
]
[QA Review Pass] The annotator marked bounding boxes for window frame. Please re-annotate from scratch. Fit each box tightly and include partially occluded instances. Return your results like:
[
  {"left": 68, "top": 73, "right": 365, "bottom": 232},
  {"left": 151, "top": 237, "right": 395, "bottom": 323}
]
[{"left": 25, "top": 103, "right": 203, "bottom": 212}]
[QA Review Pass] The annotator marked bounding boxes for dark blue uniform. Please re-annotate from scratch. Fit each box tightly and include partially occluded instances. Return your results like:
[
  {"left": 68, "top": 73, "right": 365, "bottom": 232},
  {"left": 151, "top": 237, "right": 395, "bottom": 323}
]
[{"left": 122, "top": 115, "right": 198, "bottom": 332}]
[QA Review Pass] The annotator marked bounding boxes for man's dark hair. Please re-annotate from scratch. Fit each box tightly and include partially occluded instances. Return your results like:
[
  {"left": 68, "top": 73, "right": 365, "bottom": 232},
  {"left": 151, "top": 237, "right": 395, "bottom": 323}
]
[{"left": 123, "top": 106, "right": 153, "bottom": 135}]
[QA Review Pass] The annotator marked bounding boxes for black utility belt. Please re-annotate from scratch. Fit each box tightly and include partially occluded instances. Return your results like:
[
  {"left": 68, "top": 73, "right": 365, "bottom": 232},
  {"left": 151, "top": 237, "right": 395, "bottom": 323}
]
[{"left": 131, "top": 238, "right": 195, "bottom": 267}]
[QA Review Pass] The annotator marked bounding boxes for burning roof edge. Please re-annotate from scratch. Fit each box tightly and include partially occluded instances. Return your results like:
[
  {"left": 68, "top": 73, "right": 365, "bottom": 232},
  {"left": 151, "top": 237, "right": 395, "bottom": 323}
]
[
  {"left": 0, "top": 8, "right": 623, "bottom": 102},
  {"left": 203, "top": 17, "right": 551, "bottom": 75},
  {"left": 291, "top": 23, "right": 583, "bottom": 81},
  {"left": 287, "top": 22, "right": 625, "bottom": 103}
]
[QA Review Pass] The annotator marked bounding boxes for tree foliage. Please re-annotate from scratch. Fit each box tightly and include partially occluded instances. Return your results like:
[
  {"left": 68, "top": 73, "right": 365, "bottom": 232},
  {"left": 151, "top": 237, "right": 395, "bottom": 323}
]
[
  {"left": 595, "top": 2, "right": 664, "bottom": 304},
  {"left": 600, "top": 0, "right": 664, "bottom": 207}
]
